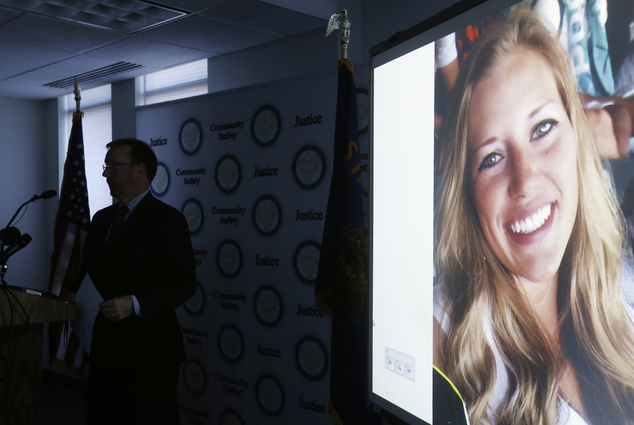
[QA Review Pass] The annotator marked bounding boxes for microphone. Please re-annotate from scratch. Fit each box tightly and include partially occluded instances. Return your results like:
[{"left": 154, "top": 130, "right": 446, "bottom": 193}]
[
  {"left": 0, "top": 233, "right": 32, "bottom": 265},
  {"left": 0, "top": 227, "right": 21, "bottom": 245},
  {"left": 34, "top": 190, "right": 56, "bottom": 200}
]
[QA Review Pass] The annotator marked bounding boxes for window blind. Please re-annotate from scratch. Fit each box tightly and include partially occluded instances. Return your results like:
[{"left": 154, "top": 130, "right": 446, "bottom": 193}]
[{"left": 136, "top": 59, "right": 208, "bottom": 106}]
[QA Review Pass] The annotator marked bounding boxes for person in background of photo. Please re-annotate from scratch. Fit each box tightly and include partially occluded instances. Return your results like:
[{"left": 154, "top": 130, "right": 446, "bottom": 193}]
[
  {"left": 434, "top": 8, "right": 634, "bottom": 425},
  {"left": 531, "top": 0, "right": 634, "bottom": 160},
  {"left": 434, "top": 0, "right": 634, "bottom": 166}
]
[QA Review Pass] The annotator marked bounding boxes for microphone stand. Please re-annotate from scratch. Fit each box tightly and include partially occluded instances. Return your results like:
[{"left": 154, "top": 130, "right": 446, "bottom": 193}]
[
  {"left": 2, "top": 191, "right": 55, "bottom": 284},
  {"left": 5, "top": 195, "right": 40, "bottom": 230},
  {"left": 1, "top": 198, "right": 32, "bottom": 284},
  {"left": 0, "top": 231, "right": 9, "bottom": 286},
  {"left": 5, "top": 190, "right": 56, "bottom": 230}
]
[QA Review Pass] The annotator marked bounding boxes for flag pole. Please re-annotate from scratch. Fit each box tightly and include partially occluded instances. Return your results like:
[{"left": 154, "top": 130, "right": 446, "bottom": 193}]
[
  {"left": 74, "top": 77, "right": 82, "bottom": 114},
  {"left": 326, "top": 9, "right": 351, "bottom": 61}
]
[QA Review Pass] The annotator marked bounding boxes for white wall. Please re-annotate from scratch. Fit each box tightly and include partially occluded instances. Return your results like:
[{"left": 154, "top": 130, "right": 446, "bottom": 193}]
[
  {"left": 207, "top": 27, "right": 340, "bottom": 94},
  {"left": 112, "top": 79, "right": 136, "bottom": 141},
  {"left": 0, "top": 96, "right": 54, "bottom": 291}
]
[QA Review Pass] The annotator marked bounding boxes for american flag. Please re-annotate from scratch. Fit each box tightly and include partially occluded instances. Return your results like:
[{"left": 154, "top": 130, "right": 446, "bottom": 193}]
[{"left": 48, "top": 111, "right": 91, "bottom": 374}]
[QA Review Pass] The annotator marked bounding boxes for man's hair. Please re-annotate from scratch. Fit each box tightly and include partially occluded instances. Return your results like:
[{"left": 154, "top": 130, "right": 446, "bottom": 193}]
[{"left": 106, "top": 138, "right": 158, "bottom": 181}]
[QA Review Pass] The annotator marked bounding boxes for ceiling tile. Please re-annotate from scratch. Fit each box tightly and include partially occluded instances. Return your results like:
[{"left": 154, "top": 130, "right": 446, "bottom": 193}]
[
  {"left": 0, "top": 0, "right": 188, "bottom": 33},
  {"left": 86, "top": 37, "right": 210, "bottom": 68},
  {"left": 201, "top": 0, "right": 326, "bottom": 36},
  {"left": 0, "top": 6, "right": 21, "bottom": 25},
  {"left": 150, "top": 0, "right": 234, "bottom": 13},
  {"left": 0, "top": 61, "right": 24, "bottom": 80},
  {"left": 0, "top": 14, "right": 128, "bottom": 54},
  {"left": 260, "top": 0, "right": 337, "bottom": 20},
  {"left": 138, "top": 14, "right": 283, "bottom": 55},
  {"left": 0, "top": 38, "right": 71, "bottom": 71}
]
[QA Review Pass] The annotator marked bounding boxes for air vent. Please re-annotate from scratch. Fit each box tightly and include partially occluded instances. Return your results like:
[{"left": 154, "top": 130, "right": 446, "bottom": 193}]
[{"left": 44, "top": 62, "right": 144, "bottom": 89}]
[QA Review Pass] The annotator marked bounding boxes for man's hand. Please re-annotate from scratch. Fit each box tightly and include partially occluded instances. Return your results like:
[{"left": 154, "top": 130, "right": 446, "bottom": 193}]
[
  {"left": 100, "top": 295, "right": 134, "bottom": 321},
  {"left": 585, "top": 105, "right": 631, "bottom": 160}
]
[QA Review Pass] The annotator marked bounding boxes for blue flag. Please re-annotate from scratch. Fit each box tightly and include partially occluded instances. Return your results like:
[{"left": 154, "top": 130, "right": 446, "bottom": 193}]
[{"left": 316, "top": 60, "right": 380, "bottom": 425}]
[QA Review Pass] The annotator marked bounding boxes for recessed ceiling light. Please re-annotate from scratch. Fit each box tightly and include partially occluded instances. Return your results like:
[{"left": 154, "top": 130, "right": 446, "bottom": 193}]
[{"left": 0, "top": 0, "right": 188, "bottom": 34}]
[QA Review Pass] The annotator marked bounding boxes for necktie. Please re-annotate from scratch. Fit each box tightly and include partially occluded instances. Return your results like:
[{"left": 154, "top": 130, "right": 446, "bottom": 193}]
[{"left": 107, "top": 205, "right": 129, "bottom": 244}]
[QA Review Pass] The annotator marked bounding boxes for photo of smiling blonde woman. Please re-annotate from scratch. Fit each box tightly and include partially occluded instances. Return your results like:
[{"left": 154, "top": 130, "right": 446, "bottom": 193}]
[{"left": 433, "top": 8, "right": 634, "bottom": 425}]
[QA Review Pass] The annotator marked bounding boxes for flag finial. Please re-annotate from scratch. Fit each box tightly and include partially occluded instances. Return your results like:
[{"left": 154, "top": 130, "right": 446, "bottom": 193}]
[
  {"left": 74, "top": 77, "right": 81, "bottom": 113},
  {"left": 326, "top": 9, "right": 351, "bottom": 60}
]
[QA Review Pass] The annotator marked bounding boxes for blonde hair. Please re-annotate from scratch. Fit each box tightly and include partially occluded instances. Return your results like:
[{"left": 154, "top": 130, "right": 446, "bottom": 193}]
[{"left": 436, "top": 8, "right": 634, "bottom": 425}]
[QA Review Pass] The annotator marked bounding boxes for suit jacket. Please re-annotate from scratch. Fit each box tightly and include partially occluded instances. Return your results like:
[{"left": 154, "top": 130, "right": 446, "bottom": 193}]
[{"left": 78, "top": 193, "right": 196, "bottom": 370}]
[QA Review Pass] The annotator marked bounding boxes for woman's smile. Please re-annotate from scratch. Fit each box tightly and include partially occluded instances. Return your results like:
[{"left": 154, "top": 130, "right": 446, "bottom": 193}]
[{"left": 508, "top": 203, "right": 552, "bottom": 234}]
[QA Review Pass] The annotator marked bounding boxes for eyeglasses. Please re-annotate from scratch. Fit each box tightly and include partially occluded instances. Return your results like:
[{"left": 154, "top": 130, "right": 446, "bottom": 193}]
[{"left": 103, "top": 162, "right": 132, "bottom": 171}]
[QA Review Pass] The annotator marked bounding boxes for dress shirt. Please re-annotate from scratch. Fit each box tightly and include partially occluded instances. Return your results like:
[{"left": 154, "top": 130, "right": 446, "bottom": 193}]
[{"left": 114, "top": 189, "right": 150, "bottom": 316}]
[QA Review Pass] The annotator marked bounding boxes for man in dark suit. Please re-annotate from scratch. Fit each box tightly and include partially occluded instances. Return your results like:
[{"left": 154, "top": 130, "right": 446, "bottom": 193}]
[{"left": 71, "top": 138, "right": 196, "bottom": 425}]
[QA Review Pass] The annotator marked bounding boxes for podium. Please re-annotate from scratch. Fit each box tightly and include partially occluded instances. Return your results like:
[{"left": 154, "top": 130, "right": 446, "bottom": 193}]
[{"left": 0, "top": 287, "right": 77, "bottom": 425}]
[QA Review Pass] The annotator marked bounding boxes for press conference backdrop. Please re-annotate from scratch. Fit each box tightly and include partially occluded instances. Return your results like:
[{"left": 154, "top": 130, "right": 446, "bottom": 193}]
[{"left": 136, "top": 70, "right": 371, "bottom": 425}]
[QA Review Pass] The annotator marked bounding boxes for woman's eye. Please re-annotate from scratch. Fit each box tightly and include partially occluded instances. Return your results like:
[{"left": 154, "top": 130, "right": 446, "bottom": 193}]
[
  {"left": 478, "top": 152, "right": 502, "bottom": 171},
  {"left": 532, "top": 119, "right": 558, "bottom": 139}
]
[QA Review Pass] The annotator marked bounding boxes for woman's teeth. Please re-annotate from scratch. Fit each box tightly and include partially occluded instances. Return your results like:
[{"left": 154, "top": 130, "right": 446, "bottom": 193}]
[{"left": 509, "top": 204, "right": 551, "bottom": 234}]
